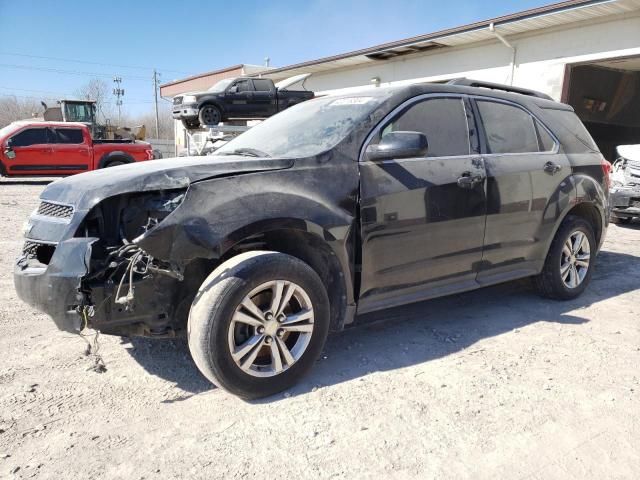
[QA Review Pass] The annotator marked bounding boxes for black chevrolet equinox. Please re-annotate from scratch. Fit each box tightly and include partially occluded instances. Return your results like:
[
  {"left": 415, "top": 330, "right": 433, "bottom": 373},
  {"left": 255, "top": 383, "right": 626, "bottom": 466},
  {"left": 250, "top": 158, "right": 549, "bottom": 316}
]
[{"left": 15, "top": 79, "right": 610, "bottom": 398}]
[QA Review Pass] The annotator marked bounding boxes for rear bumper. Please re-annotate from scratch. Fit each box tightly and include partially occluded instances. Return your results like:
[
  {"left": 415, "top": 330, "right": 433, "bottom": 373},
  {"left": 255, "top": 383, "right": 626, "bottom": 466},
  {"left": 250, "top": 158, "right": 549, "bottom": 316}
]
[{"left": 14, "top": 238, "right": 95, "bottom": 333}]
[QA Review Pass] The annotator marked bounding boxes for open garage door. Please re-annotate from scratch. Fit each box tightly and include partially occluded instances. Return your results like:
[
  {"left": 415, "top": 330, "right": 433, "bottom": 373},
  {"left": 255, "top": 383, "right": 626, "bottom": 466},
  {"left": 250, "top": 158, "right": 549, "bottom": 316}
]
[{"left": 563, "top": 56, "right": 640, "bottom": 162}]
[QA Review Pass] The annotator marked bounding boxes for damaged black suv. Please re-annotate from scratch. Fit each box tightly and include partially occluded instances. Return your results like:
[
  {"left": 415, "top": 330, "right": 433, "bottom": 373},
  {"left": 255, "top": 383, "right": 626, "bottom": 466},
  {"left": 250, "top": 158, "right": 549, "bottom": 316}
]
[{"left": 15, "top": 80, "right": 609, "bottom": 399}]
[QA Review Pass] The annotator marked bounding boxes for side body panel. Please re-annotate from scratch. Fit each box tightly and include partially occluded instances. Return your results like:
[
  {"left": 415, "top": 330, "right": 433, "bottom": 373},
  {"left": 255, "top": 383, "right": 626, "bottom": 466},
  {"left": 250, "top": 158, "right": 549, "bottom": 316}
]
[
  {"left": 472, "top": 98, "right": 573, "bottom": 283},
  {"left": 48, "top": 126, "right": 92, "bottom": 174},
  {"left": 357, "top": 94, "right": 488, "bottom": 314}
]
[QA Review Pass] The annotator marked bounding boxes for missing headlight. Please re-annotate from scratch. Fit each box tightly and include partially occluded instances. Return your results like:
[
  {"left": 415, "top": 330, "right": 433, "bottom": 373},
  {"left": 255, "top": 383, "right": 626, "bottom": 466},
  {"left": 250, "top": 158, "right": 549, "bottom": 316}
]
[{"left": 120, "top": 189, "right": 187, "bottom": 242}]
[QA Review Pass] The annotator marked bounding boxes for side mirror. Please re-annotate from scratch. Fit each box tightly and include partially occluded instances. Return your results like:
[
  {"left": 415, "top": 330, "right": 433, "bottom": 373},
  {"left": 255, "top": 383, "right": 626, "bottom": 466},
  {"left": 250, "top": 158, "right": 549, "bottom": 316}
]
[
  {"left": 4, "top": 139, "right": 15, "bottom": 159},
  {"left": 366, "top": 131, "right": 428, "bottom": 161},
  {"left": 228, "top": 85, "right": 239, "bottom": 94}
]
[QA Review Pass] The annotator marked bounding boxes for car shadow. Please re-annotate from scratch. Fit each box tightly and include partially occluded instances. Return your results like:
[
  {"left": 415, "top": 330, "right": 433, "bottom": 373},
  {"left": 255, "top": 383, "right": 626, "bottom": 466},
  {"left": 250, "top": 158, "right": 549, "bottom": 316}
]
[
  {"left": 0, "top": 178, "right": 55, "bottom": 186},
  {"left": 123, "top": 249, "right": 640, "bottom": 402}
]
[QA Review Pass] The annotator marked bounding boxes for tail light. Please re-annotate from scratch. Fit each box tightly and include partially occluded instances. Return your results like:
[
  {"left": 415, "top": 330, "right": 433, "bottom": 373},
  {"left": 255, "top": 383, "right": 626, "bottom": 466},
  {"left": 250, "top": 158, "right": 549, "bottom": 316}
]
[
  {"left": 145, "top": 149, "right": 154, "bottom": 160},
  {"left": 601, "top": 156, "right": 612, "bottom": 189}
]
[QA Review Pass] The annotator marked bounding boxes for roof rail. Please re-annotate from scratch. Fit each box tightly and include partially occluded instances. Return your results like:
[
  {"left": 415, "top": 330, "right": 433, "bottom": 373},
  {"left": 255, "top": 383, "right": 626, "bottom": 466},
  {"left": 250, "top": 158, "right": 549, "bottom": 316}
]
[{"left": 446, "top": 78, "right": 553, "bottom": 100}]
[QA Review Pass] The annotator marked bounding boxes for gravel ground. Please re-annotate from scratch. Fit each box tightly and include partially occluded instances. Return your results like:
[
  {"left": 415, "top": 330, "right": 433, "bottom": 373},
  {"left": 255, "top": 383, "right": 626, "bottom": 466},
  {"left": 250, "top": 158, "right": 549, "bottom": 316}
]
[{"left": 0, "top": 179, "right": 639, "bottom": 479}]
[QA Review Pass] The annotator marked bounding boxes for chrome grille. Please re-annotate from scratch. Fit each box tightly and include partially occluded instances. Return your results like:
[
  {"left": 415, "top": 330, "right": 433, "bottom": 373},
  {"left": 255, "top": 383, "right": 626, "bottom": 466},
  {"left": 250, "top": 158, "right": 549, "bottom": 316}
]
[
  {"left": 36, "top": 201, "right": 74, "bottom": 219},
  {"left": 173, "top": 96, "right": 183, "bottom": 105}
]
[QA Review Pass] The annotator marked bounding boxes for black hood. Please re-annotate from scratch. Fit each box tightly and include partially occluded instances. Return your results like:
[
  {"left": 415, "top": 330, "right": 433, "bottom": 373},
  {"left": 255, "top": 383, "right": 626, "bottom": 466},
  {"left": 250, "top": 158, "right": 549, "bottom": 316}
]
[{"left": 41, "top": 155, "right": 293, "bottom": 210}]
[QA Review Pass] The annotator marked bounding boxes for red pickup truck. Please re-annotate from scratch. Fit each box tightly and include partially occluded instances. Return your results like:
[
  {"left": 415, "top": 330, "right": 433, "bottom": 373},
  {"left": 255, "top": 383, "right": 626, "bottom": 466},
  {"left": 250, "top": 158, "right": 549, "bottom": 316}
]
[{"left": 0, "top": 121, "right": 155, "bottom": 177}]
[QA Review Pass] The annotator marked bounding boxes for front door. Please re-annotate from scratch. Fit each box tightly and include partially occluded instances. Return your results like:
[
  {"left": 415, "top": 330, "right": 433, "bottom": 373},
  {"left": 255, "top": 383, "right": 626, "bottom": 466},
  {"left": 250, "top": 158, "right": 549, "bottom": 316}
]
[
  {"left": 472, "top": 98, "right": 570, "bottom": 283},
  {"left": 358, "top": 95, "right": 487, "bottom": 313},
  {"left": 5, "top": 127, "right": 54, "bottom": 175},
  {"left": 226, "top": 79, "right": 255, "bottom": 118}
]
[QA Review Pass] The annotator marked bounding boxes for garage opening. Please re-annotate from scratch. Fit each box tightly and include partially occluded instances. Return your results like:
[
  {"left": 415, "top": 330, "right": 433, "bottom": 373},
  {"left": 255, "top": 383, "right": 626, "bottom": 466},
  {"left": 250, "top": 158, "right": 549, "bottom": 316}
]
[{"left": 563, "top": 56, "right": 640, "bottom": 162}]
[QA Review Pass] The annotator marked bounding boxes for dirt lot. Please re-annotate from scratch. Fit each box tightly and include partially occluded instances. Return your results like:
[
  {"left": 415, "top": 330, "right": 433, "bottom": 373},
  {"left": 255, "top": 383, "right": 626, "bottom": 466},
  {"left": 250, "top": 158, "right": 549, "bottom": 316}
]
[{"left": 0, "top": 179, "right": 639, "bottom": 479}]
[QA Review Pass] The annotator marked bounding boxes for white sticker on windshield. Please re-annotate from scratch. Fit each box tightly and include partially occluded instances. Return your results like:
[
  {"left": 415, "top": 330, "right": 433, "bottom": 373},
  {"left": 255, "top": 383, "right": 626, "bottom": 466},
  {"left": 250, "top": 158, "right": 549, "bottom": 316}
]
[{"left": 330, "top": 97, "right": 374, "bottom": 106}]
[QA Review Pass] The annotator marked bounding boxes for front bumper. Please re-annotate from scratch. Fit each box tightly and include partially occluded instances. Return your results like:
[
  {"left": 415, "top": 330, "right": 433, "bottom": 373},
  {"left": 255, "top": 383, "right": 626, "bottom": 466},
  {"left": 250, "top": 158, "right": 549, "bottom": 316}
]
[
  {"left": 14, "top": 238, "right": 95, "bottom": 333},
  {"left": 172, "top": 103, "right": 199, "bottom": 120},
  {"left": 610, "top": 186, "right": 640, "bottom": 218}
]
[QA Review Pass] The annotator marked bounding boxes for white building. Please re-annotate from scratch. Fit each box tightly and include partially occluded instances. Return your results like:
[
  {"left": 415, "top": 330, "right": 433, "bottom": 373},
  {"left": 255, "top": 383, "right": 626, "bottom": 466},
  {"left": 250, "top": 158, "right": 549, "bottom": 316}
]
[{"left": 162, "top": 0, "right": 640, "bottom": 159}]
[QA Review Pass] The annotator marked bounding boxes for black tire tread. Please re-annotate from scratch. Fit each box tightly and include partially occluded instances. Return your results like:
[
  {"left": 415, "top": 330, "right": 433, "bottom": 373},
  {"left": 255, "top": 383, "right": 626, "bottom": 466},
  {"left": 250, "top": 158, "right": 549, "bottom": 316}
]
[
  {"left": 533, "top": 215, "right": 595, "bottom": 300},
  {"left": 188, "top": 251, "right": 329, "bottom": 399}
]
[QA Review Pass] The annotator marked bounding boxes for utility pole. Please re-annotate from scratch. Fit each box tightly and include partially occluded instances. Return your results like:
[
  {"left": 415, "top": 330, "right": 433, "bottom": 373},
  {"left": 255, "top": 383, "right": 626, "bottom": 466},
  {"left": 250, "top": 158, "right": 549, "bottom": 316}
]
[
  {"left": 113, "top": 76, "right": 124, "bottom": 125},
  {"left": 152, "top": 69, "right": 160, "bottom": 138}
]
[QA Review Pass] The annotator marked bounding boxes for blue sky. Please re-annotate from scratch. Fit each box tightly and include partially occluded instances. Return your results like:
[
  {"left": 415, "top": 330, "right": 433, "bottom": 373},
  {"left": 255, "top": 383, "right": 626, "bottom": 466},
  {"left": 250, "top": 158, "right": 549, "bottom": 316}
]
[{"left": 0, "top": 0, "right": 547, "bottom": 116}]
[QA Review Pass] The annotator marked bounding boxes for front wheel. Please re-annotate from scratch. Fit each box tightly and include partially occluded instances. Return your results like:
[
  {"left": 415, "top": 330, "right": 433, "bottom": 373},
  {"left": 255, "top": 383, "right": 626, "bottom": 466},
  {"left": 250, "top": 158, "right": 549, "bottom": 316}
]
[
  {"left": 198, "top": 105, "right": 222, "bottom": 126},
  {"left": 188, "top": 251, "right": 330, "bottom": 399},
  {"left": 533, "top": 215, "right": 596, "bottom": 300}
]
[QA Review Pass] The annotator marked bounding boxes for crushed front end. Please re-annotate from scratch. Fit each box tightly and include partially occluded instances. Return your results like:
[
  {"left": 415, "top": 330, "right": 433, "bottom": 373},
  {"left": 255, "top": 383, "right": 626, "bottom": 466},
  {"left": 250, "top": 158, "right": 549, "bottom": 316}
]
[
  {"left": 610, "top": 145, "right": 640, "bottom": 220},
  {"left": 14, "top": 188, "right": 196, "bottom": 337}
]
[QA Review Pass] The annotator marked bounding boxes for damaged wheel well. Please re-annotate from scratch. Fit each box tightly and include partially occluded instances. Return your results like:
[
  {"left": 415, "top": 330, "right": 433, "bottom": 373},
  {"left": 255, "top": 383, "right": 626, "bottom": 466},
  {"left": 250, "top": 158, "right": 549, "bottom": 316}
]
[{"left": 219, "top": 229, "right": 349, "bottom": 331}]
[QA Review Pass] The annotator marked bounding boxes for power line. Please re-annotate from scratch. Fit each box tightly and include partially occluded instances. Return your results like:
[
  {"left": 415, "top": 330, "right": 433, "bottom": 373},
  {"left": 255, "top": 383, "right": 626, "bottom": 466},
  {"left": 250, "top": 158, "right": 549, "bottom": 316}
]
[
  {"left": 0, "top": 93, "right": 154, "bottom": 104},
  {"left": 0, "top": 51, "right": 192, "bottom": 75},
  {"left": 0, "top": 63, "right": 150, "bottom": 81}
]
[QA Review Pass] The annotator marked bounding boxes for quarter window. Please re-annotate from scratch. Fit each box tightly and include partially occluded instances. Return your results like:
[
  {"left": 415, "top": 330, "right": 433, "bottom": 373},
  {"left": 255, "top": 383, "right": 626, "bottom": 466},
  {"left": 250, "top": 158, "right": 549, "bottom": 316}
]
[
  {"left": 10, "top": 128, "right": 50, "bottom": 147},
  {"left": 55, "top": 128, "right": 84, "bottom": 144},
  {"left": 380, "top": 97, "right": 471, "bottom": 157},
  {"left": 476, "top": 100, "right": 540, "bottom": 154}
]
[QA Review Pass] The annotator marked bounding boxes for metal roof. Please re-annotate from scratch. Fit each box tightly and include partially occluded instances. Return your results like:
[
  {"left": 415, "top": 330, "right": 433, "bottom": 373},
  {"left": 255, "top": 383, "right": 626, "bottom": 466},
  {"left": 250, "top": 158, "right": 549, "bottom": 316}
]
[{"left": 260, "top": 0, "right": 640, "bottom": 80}]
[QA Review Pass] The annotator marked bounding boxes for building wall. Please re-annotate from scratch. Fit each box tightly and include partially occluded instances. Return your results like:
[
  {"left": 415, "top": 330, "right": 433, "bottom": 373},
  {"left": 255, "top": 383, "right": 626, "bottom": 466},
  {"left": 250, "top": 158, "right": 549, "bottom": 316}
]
[{"left": 298, "top": 12, "right": 640, "bottom": 100}]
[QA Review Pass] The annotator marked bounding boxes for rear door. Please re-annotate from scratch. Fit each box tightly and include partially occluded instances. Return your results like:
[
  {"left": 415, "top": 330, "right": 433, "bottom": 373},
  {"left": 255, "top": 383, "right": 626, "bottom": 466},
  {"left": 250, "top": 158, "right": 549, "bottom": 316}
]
[
  {"left": 49, "top": 127, "right": 91, "bottom": 174},
  {"left": 5, "top": 127, "right": 54, "bottom": 175},
  {"left": 472, "top": 98, "right": 568, "bottom": 283},
  {"left": 251, "top": 79, "right": 277, "bottom": 117},
  {"left": 358, "top": 95, "right": 487, "bottom": 313}
]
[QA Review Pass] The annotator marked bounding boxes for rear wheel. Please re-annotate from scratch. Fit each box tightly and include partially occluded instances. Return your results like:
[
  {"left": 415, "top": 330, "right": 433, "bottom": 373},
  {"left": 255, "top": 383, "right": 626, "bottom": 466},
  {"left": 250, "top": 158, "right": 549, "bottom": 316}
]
[
  {"left": 534, "top": 215, "right": 596, "bottom": 300},
  {"left": 188, "top": 251, "right": 330, "bottom": 399},
  {"left": 104, "top": 160, "right": 126, "bottom": 168},
  {"left": 198, "top": 105, "right": 222, "bottom": 126}
]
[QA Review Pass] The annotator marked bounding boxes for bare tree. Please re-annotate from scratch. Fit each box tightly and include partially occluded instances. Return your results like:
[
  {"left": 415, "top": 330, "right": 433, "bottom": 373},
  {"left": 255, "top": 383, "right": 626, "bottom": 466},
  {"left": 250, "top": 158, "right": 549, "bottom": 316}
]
[
  {"left": 0, "top": 96, "right": 43, "bottom": 128},
  {"left": 74, "top": 79, "right": 115, "bottom": 124},
  {"left": 132, "top": 104, "right": 175, "bottom": 140}
]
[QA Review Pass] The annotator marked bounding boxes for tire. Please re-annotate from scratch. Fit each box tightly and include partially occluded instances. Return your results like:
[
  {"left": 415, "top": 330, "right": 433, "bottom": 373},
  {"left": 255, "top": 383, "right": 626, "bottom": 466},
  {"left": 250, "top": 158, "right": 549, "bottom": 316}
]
[
  {"left": 181, "top": 118, "right": 200, "bottom": 130},
  {"left": 188, "top": 251, "right": 330, "bottom": 399},
  {"left": 533, "top": 215, "right": 596, "bottom": 300},
  {"left": 104, "top": 160, "right": 126, "bottom": 168},
  {"left": 198, "top": 105, "right": 222, "bottom": 126}
]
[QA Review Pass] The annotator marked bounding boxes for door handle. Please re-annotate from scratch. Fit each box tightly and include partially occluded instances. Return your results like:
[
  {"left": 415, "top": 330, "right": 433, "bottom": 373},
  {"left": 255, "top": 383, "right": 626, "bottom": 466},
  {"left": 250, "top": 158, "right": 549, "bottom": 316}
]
[
  {"left": 543, "top": 161, "right": 562, "bottom": 174},
  {"left": 457, "top": 172, "right": 485, "bottom": 189}
]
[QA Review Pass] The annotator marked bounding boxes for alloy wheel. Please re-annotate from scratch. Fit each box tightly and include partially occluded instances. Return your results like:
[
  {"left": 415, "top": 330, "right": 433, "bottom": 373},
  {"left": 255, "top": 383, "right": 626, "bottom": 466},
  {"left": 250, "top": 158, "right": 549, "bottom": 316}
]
[
  {"left": 227, "top": 280, "right": 315, "bottom": 377},
  {"left": 560, "top": 230, "right": 591, "bottom": 289}
]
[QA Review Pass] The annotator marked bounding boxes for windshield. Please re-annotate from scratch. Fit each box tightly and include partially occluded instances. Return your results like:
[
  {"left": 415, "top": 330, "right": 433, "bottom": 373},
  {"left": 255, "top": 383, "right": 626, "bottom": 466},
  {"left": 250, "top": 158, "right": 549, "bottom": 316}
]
[
  {"left": 64, "top": 103, "right": 94, "bottom": 123},
  {"left": 214, "top": 94, "right": 389, "bottom": 158},
  {"left": 208, "top": 78, "right": 234, "bottom": 92}
]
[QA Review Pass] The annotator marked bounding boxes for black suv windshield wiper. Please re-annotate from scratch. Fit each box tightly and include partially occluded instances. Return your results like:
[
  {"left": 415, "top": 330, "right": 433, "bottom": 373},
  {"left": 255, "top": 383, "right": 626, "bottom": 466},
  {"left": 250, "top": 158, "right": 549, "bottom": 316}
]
[{"left": 217, "top": 148, "right": 271, "bottom": 158}]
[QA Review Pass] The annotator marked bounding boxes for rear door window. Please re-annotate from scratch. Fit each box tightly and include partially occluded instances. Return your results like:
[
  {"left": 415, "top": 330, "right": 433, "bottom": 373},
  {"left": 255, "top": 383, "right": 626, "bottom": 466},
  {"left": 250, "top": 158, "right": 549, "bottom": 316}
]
[
  {"left": 476, "top": 100, "right": 540, "bottom": 154},
  {"left": 253, "top": 79, "right": 272, "bottom": 92},
  {"left": 10, "top": 128, "right": 50, "bottom": 147},
  {"left": 380, "top": 97, "right": 471, "bottom": 157},
  {"left": 54, "top": 128, "right": 84, "bottom": 144}
]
